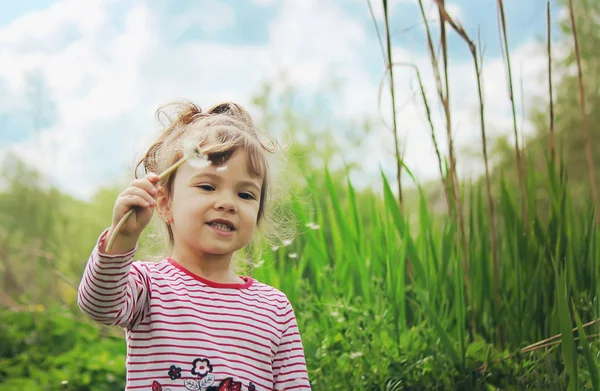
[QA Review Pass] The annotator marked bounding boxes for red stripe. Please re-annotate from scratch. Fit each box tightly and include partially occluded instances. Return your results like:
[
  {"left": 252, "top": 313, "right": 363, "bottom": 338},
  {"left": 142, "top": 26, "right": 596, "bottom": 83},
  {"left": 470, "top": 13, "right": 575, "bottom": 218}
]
[
  {"left": 149, "top": 301, "right": 286, "bottom": 327},
  {"left": 275, "top": 383, "right": 310, "bottom": 390},
  {"left": 128, "top": 335, "right": 269, "bottom": 361},
  {"left": 95, "top": 244, "right": 136, "bottom": 260},
  {"left": 278, "top": 337, "right": 303, "bottom": 349},
  {"left": 130, "top": 327, "right": 274, "bottom": 354},
  {"left": 147, "top": 299, "right": 281, "bottom": 334},
  {"left": 273, "top": 353, "right": 306, "bottom": 367},
  {"left": 277, "top": 368, "right": 309, "bottom": 377},
  {"left": 78, "top": 294, "right": 120, "bottom": 317},
  {"left": 140, "top": 312, "right": 279, "bottom": 340},
  {"left": 93, "top": 262, "right": 130, "bottom": 271},
  {"left": 91, "top": 258, "right": 129, "bottom": 275},
  {"left": 274, "top": 346, "right": 305, "bottom": 358},
  {"left": 84, "top": 272, "right": 129, "bottom": 293},
  {"left": 125, "top": 345, "right": 272, "bottom": 376},
  {"left": 151, "top": 273, "right": 289, "bottom": 303},
  {"left": 150, "top": 279, "right": 289, "bottom": 306},
  {"left": 81, "top": 274, "right": 126, "bottom": 299},
  {"left": 149, "top": 288, "right": 286, "bottom": 317},
  {"left": 80, "top": 283, "right": 127, "bottom": 304}
]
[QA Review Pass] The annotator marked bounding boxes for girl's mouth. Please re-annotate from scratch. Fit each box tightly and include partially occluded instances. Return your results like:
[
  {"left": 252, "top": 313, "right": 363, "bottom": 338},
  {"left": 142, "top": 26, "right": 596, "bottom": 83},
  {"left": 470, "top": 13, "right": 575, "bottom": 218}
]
[{"left": 208, "top": 222, "right": 234, "bottom": 232}]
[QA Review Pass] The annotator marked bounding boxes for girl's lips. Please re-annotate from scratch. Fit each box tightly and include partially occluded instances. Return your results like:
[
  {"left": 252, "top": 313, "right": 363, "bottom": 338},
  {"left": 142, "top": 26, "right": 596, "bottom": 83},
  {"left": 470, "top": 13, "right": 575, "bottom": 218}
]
[{"left": 207, "top": 223, "right": 235, "bottom": 237}]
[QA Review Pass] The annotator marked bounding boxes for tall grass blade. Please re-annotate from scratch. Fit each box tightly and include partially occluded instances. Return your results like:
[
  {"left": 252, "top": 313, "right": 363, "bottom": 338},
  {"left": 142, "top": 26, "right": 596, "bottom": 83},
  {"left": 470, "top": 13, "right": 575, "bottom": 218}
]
[
  {"left": 572, "top": 299, "right": 599, "bottom": 390},
  {"left": 556, "top": 267, "right": 578, "bottom": 391}
]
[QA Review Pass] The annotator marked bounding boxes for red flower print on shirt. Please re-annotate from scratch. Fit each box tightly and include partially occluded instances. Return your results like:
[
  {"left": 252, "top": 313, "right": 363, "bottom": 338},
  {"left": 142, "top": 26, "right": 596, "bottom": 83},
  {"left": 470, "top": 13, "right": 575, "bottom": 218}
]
[
  {"left": 191, "top": 358, "right": 213, "bottom": 377},
  {"left": 217, "top": 377, "right": 242, "bottom": 391}
]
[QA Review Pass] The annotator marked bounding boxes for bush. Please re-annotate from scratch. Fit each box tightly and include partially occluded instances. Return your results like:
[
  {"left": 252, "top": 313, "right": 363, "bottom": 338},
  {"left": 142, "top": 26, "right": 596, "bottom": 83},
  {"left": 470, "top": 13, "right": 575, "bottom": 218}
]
[{"left": 0, "top": 307, "right": 126, "bottom": 391}]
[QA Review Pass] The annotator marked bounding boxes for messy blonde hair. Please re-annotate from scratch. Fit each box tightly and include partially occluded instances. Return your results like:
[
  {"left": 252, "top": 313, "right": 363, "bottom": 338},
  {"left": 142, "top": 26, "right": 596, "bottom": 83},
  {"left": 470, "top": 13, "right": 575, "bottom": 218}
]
[{"left": 134, "top": 100, "right": 291, "bottom": 267}]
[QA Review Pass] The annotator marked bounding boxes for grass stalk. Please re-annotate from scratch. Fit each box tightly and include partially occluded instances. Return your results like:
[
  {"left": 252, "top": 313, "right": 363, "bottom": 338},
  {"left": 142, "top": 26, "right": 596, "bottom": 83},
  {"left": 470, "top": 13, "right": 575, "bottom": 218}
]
[
  {"left": 381, "top": 62, "right": 448, "bottom": 207},
  {"left": 547, "top": 1, "right": 556, "bottom": 164},
  {"left": 496, "top": 0, "right": 527, "bottom": 227},
  {"left": 433, "top": 0, "right": 503, "bottom": 348},
  {"left": 568, "top": 0, "right": 599, "bottom": 223},
  {"left": 435, "top": 1, "right": 466, "bottom": 238},
  {"left": 415, "top": 0, "right": 457, "bottom": 210},
  {"left": 477, "top": 332, "right": 600, "bottom": 372},
  {"left": 416, "top": 0, "right": 472, "bottom": 338},
  {"left": 382, "top": 0, "right": 404, "bottom": 207}
]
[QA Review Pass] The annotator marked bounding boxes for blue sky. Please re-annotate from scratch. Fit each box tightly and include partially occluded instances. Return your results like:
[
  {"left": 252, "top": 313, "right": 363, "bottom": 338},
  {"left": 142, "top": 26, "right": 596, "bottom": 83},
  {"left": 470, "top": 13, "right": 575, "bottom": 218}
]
[{"left": 0, "top": 0, "right": 567, "bottom": 199}]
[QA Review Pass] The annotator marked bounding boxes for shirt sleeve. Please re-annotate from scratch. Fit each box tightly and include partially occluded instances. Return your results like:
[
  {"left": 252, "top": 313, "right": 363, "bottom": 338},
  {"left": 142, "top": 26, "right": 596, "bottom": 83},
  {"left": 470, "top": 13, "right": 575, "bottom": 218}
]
[
  {"left": 272, "top": 300, "right": 311, "bottom": 390},
  {"left": 77, "top": 228, "right": 150, "bottom": 329}
]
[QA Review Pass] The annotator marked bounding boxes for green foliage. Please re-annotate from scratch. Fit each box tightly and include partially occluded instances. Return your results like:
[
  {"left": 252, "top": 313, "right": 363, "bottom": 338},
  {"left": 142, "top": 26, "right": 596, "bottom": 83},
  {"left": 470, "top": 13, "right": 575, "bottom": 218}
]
[{"left": 0, "top": 307, "right": 126, "bottom": 391}]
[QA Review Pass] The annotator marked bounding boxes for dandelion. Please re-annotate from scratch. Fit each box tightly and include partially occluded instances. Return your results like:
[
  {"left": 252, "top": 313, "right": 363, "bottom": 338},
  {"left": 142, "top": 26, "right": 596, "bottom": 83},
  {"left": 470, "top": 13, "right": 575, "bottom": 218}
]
[
  {"left": 182, "top": 138, "right": 211, "bottom": 170},
  {"left": 106, "top": 138, "right": 210, "bottom": 252},
  {"left": 289, "top": 253, "right": 297, "bottom": 258},
  {"left": 216, "top": 165, "right": 228, "bottom": 172}
]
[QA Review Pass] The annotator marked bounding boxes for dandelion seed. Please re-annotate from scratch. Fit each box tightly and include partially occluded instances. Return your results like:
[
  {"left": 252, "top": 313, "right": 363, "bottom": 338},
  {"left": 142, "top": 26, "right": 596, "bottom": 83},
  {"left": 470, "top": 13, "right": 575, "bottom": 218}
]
[
  {"left": 289, "top": 253, "right": 297, "bottom": 258},
  {"left": 271, "top": 245, "right": 279, "bottom": 251},
  {"left": 254, "top": 259, "right": 265, "bottom": 268},
  {"left": 216, "top": 165, "right": 228, "bottom": 172},
  {"left": 183, "top": 138, "right": 210, "bottom": 169},
  {"left": 61, "top": 380, "right": 68, "bottom": 385},
  {"left": 282, "top": 239, "right": 292, "bottom": 246},
  {"left": 350, "top": 352, "right": 363, "bottom": 359},
  {"left": 306, "top": 222, "right": 320, "bottom": 230}
]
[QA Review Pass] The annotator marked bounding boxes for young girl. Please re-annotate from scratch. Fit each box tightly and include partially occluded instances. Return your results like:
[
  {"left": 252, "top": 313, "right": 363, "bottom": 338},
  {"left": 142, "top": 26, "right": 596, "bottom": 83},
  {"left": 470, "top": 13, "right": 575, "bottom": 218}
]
[{"left": 77, "top": 101, "right": 311, "bottom": 391}]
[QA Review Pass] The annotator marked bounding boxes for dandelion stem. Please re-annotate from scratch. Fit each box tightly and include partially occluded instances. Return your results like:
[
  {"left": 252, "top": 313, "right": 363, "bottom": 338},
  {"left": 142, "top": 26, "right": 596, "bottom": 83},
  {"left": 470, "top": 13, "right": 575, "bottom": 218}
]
[{"left": 105, "top": 156, "right": 189, "bottom": 252}]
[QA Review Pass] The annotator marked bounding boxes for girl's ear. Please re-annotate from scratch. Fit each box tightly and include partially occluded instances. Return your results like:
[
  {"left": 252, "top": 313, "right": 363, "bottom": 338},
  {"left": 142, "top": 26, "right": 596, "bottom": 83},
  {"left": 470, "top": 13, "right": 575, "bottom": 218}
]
[{"left": 155, "top": 185, "right": 172, "bottom": 224}]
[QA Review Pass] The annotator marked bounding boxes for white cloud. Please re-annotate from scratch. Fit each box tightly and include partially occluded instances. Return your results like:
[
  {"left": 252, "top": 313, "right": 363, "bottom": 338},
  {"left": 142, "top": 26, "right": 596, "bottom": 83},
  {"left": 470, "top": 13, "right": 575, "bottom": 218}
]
[
  {"left": 0, "top": 0, "right": 250, "bottom": 200},
  {"left": 0, "top": 0, "right": 554, "bottom": 202}
]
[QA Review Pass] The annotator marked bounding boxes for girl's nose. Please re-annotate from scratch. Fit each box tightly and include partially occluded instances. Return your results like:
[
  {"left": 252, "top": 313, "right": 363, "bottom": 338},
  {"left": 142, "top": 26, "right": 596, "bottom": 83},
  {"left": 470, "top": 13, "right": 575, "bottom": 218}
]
[{"left": 214, "top": 198, "right": 236, "bottom": 213}]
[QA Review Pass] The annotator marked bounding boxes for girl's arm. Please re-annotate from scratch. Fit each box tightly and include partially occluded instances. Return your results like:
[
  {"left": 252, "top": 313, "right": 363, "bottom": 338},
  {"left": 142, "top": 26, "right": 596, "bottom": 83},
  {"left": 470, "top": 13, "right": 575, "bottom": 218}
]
[
  {"left": 273, "top": 302, "right": 312, "bottom": 390},
  {"left": 77, "top": 229, "right": 150, "bottom": 329}
]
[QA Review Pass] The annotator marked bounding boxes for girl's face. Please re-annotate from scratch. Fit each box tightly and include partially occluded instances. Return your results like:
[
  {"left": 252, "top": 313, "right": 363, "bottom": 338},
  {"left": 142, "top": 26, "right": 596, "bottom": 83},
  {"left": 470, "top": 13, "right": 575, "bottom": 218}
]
[{"left": 159, "top": 149, "right": 262, "bottom": 261}]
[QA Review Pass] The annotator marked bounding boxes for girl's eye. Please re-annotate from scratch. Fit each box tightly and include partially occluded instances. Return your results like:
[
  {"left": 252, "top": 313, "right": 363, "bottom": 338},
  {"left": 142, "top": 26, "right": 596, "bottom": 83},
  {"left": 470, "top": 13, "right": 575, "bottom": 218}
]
[
  {"left": 197, "top": 184, "right": 215, "bottom": 191},
  {"left": 239, "top": 192, "right": 256, "bottom": 200}
]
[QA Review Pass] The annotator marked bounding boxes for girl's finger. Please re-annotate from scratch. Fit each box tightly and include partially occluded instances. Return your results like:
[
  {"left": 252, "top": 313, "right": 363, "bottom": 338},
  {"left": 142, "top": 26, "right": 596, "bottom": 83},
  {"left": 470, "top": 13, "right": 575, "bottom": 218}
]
[
  {"left": 121, "top": 187, "right": 156, "bottom": 206},
  {"left": 120, "top": 195, "right": 153, "bottom": 209},
  {"left": 146, "top": 172, "right": 160, "bottom": 183},
  {"left": 130, "top": 177, "right": 158, "bottom": 196}
]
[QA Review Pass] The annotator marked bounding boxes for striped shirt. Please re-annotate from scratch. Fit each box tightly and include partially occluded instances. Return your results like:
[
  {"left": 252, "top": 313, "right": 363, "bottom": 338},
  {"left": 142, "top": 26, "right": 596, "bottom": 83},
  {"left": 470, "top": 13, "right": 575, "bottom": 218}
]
[{"left": 77, "top": 229, "right": 311, "bottom": 391}]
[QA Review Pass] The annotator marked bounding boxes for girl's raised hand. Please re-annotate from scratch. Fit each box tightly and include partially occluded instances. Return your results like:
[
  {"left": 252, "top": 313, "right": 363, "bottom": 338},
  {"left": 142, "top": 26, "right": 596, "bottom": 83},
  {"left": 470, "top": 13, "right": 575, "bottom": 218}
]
[{"left": 104, "top": 173, "right": 159, "bottom": 253}]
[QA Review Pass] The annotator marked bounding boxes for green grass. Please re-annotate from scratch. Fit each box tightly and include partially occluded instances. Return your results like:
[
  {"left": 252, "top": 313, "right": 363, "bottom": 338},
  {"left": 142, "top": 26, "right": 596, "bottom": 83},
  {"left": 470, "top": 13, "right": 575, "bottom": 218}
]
[
  {"left": 0, "top": 147, "right": 598, "bottom": 390},
  {"left": 248, "top": 152, "right": 600, "bottom": 388}
]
